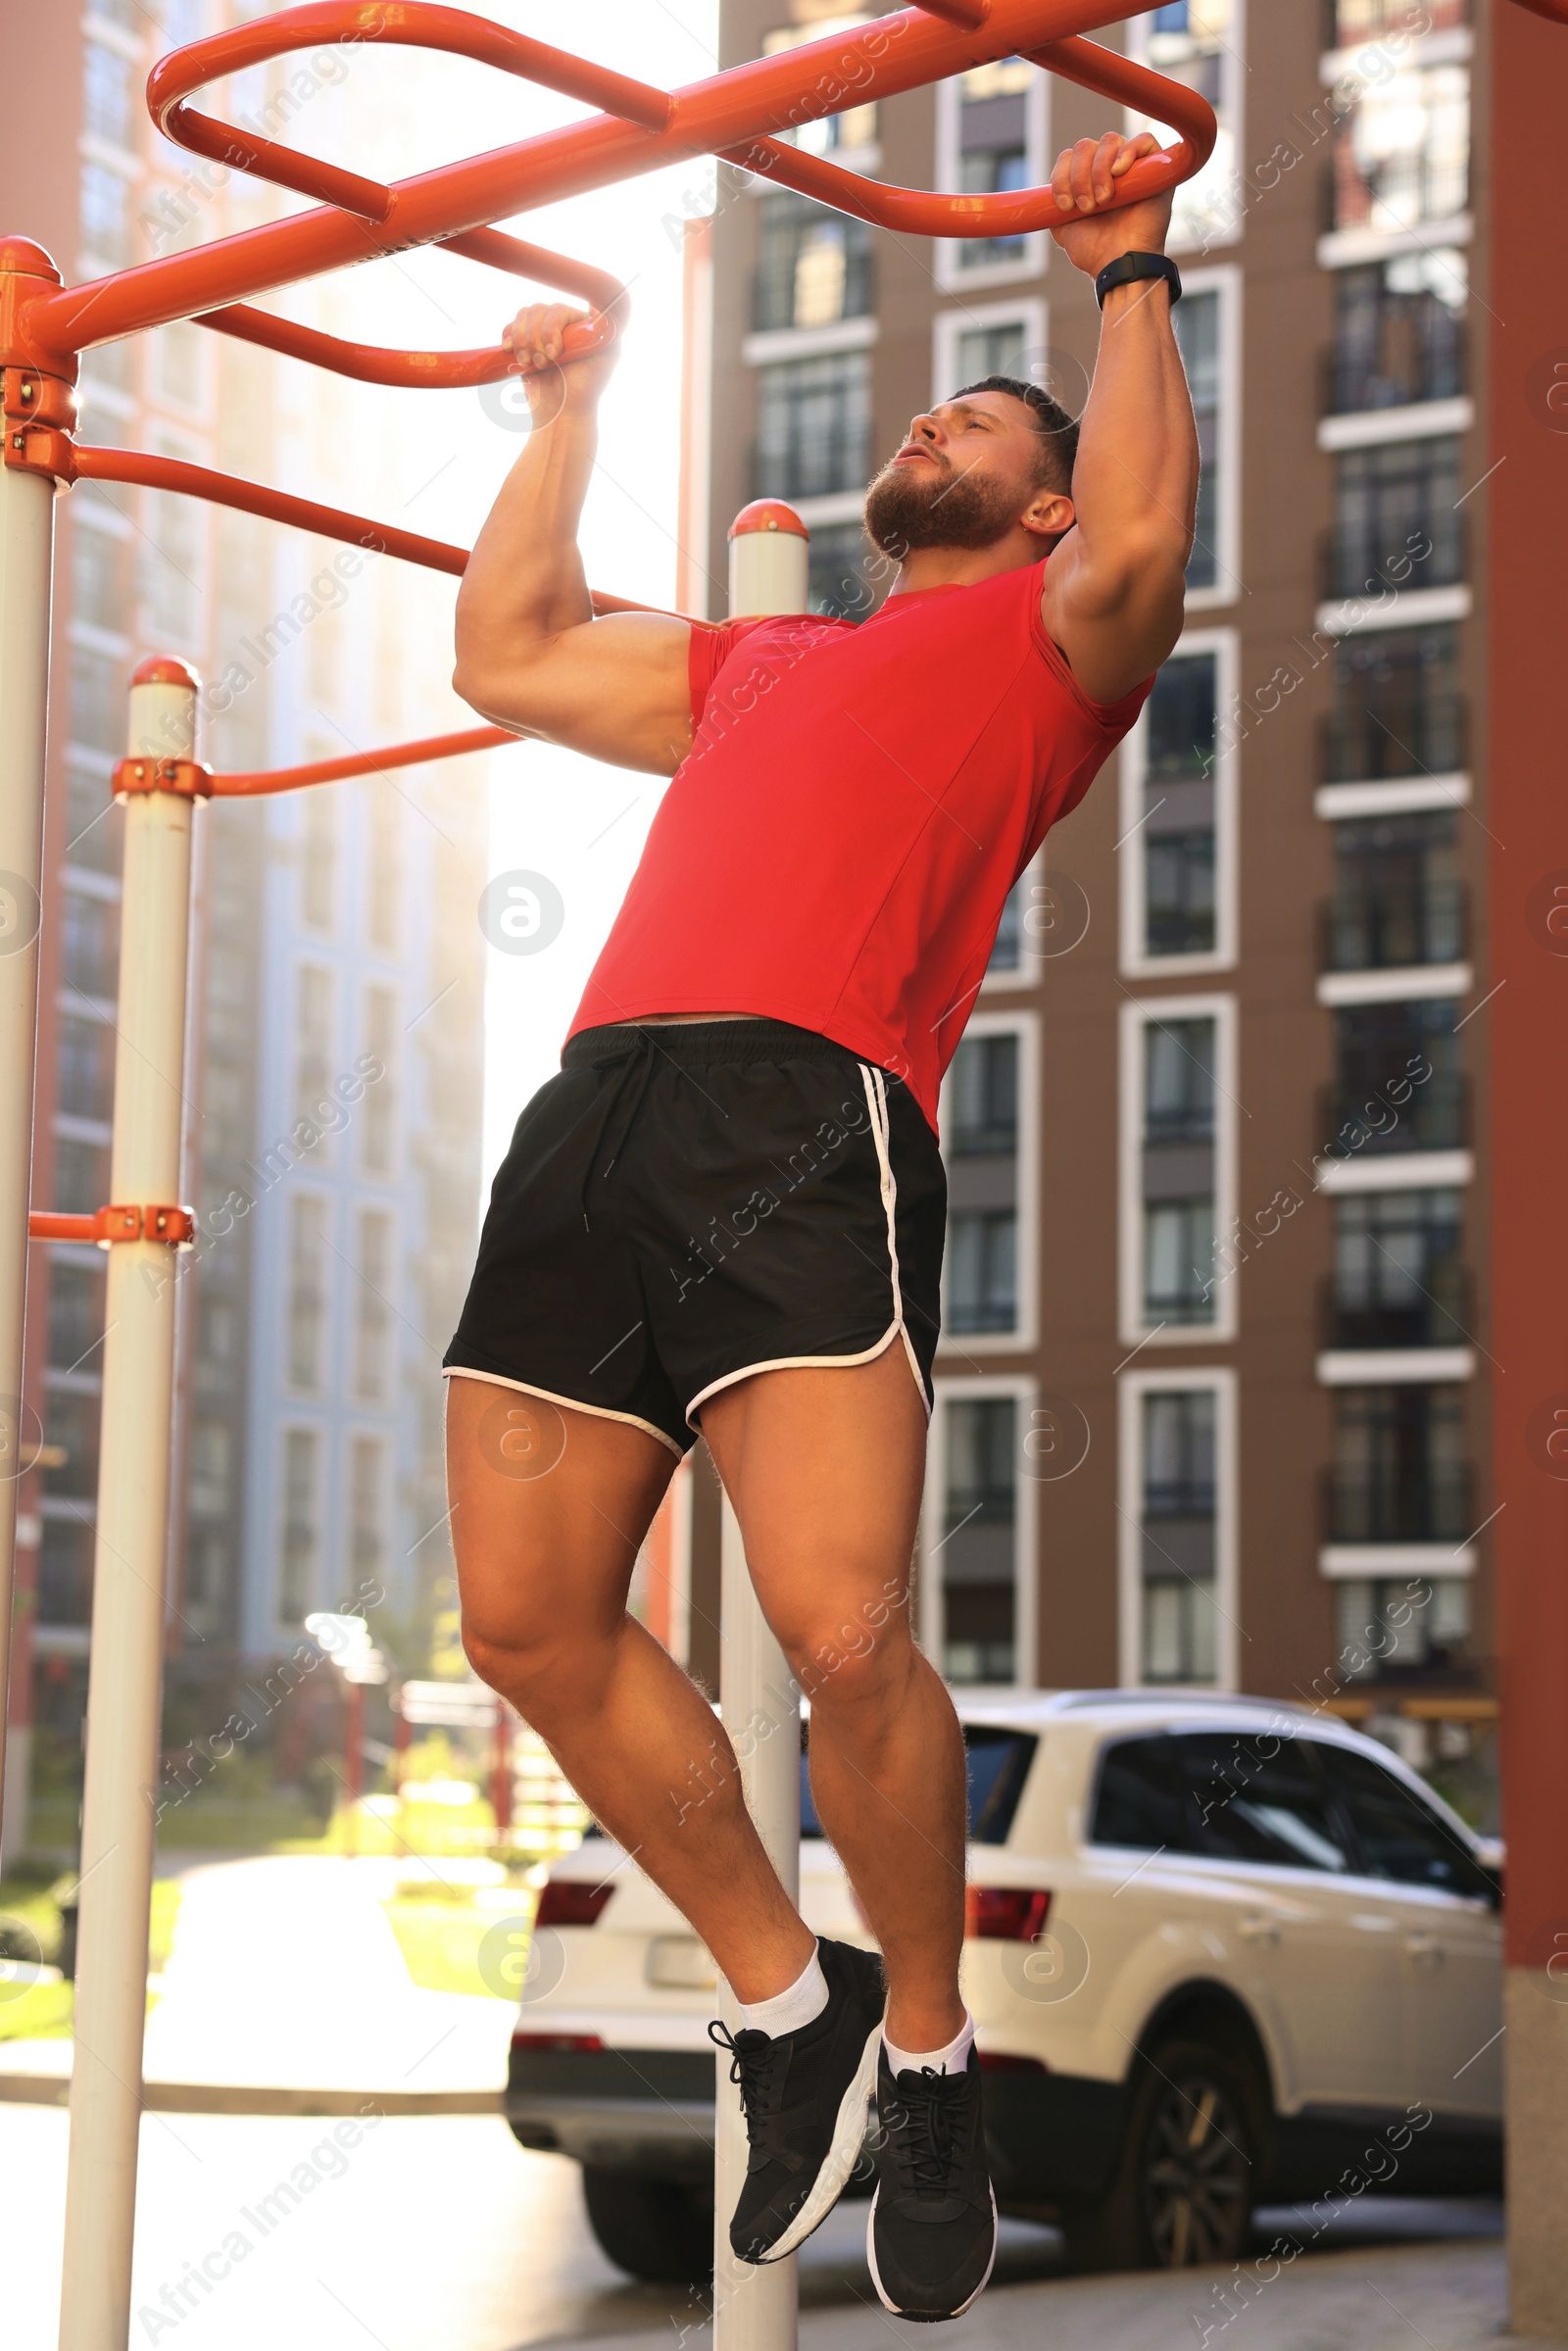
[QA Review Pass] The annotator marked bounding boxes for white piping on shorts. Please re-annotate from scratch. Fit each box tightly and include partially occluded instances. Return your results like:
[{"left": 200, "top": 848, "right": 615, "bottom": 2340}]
[
  {"left": 683, "top": 1061, "right": 930, "bottom": 1430},
  {"left": 442, "top": 1364, "right": 686, "bottom": 1461}
]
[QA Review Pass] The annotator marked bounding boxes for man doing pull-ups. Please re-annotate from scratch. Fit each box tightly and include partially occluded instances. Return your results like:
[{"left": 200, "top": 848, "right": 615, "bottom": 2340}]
[{"left": 445, "top": 129, "right": 1197, "bottom": 2321}]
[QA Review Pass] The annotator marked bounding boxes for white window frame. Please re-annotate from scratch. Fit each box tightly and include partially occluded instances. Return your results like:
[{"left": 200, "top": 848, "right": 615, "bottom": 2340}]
[
  {"left": 1118, "top": 991, "right": 1239, "bottom": 1347},
  {"left": 921, "top": 1371, "right": 1039, "bottom": 1690},
  {"left": 937, "top": 1006, "right": 1039, "bottom": 1356},
  {"left": 1124, "top": 7, "right": 1247, "bottom": 261},
  {"left": 931, "top": 297, "right": 1048, "bottom": 405},
  {"left": 276, "top": 1419, "right": 323, "bottom": 1634},
  {"left": 934, "top": 68, "right": 1050, "bottom": 293},
  {"left": 1117, "top": 1363, "right": 1239, "bottom": 1691},
  {"left": 1120, "top": 624, "right": 1240, "bottom": 979},
  {"left": 346, "top": 1426, "right": 391, "bottom": 1584},
  {"left": 1174, "top": 265, "right": 1242, "bottom": 613}
]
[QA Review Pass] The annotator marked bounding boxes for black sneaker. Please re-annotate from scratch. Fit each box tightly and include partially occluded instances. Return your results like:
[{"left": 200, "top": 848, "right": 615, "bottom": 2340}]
[
  {"left": 710, "top": 1936, "right": 885, "bottom": 2265},
  {"left": 868, "top": 2044, "right": 997, "bottom": 2321}
]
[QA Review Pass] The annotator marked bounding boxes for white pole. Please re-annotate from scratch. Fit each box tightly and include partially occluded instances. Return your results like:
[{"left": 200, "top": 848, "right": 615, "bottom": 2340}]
[
  {"left": 58, "top": 660, "right": 201, "bottom": 2351},
  {"left": 713, "top": 501, "right": 808, "bottom": 2351},
  {"left": 0, "top": 245, "right": 61, "bottom": 1852}
]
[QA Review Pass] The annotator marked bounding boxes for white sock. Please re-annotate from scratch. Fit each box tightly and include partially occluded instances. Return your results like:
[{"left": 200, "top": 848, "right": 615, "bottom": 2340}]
[
  {"left": 737, "top": 1945, "right": 828, "bottom": 2038},
  {"left": 884, "top": 2010, "right": 975, "bottom": 2080}
]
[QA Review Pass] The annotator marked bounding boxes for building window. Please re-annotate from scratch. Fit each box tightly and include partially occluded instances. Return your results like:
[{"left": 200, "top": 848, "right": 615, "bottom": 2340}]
[
  {"left": 153, "top": 321, "right": 204, "bottom": 410},
  {"left": 807, "top": 521, "right": 879, "bottom": 621},
  {"left": 754, "top": 192, "right": 872, "bottom": 331},
  {"left": 1333, "top": 1573, "right": 1471, "bottom": 1682},
  {"left": 361, "top": 987, "right": 397, "bottom": 1176},
  {"left": 1139, "top": 1388, "right": 1218, "bottom": 1684},
  {"left": 1329, "top": 1, "right": 1468, "bottom": 41},
  {"left": 1324, "top": 809, "right": 1464, "bottom": 972},
  {"left": 188, "top": 1419, "right": 230, "bottom": 1520},
  {"left": 1174, "top": 288, "right": 1223, "bottom": 592},
  {"left": 79, "top": 162, "right": 131, "bottom": 266},
  {"left": 1127, "top": 645, "right": 1225, "bottom": 966},
  {"left": 366, "top": 798, "right": 402, "bottom": 952},
  {"left": 1327, "top": 996, "right": 1462, "bottom": 1156},
  {"left": 936, "top": 1392, "right": 1019, "bottom": 1685},
  {"left": 287, "top": 1193, "right": 328, "bottom": 1392},
  {"left": 300, "top": 792, "right": 337, "bottom": 931},
  {"left": 295, "top": 966, "right": 335, "bottom": 1132},
  {"left": 941, "top": 1020, "right": 1035, "bottom": 1347},
  {"left": 1323, "top": 624, "right": 1463, "bottom": 785},
  {"left": 83, "top": 41, "right": 136, "bottom": 148},
  {"left": 1126, "top": 3, "right": 1241, "bottom": 256},
  {"left": 354, "top": 1209, "right": 392, "bottom": 1400},
  {"left": 1326, "top": 435, "right": 1464, "bottom": 603},
  {"left": 71, "top": 522, "right": 127, "bottom": 635},
  {"left": 39, "top": 1518, "right": 94, "bottom": 1629},
  {"left": 61, "top": 892, "right": 120, "bottom": 1002},
  {"left": 280, "top": 1428, "right": 320, "bottom": 1623},
  {"left": 57, "top": 1014, "right": 115, "bottom": 1121},
  {"left": 70, "top": 648, "right": 124, "bottom": 756},
  {"left": 933, "top": 299, "right": 1047, "bottom": 415},
  {"left": 1326, "top": 1385, "right": 1471, "bottom": 1544},
  {"left": 53, "top": 1137, "right": 108, "bottom": 1216},
  {"left": 48, "top": 1260, "right": 106, "bottom": 1374},
  {"left": 754, "top": 351, "right": 871, "bottom": 501},
  {"left": 1330, "top": 62, "right": 1470, "bottom": 238},
  {"left": 760, "top": 19, "right": 878, "bottom": 155},
  {"left": 1328, "top": 1188, "right": 1465, "bottom": 1350},
  {"left": 936, "top": 60, "right": 1048, "bottom": 286},
  {"left": 350, "top": 1435, "right": 388, "bottom": 1585},
  {"left": 1327, "top": 253, "right": 1467, "bottom": 416},
  {"left": 146, "top": 455, "right": 203, "bottom": 644},
  {"left": 1135, "top": 1011, "right": 1219, "bottom": 1328}
]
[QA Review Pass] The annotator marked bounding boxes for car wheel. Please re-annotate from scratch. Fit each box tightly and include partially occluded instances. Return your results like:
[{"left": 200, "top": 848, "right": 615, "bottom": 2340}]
[
  {"left": 1061, "top": 2036, "right": 1260, "bottom": 2274},
  {"left": 580, "top": 2167, "right": 714, "bottom": 2284}
]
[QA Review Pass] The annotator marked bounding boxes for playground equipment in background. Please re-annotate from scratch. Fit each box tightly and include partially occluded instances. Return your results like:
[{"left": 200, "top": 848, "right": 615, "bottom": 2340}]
[{"left": 0, "top": 4, "right": 1301, "bottom": 2344}]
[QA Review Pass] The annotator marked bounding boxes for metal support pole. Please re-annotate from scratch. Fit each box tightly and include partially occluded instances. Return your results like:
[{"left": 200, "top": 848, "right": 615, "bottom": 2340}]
[
  {"left": 58, "top": 661, "right": 199, "bottom": 2351},
  {"left": 713, "top": 502, "right": 810, "bottom": 2351},
  {"left": 0, "top": 398, "right": 56, "bottom": 1851}
]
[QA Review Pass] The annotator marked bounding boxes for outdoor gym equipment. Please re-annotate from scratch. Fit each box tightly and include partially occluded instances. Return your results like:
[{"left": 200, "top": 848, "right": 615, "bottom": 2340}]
[{"left": 0, "top": 5, "right": 1237, "bottom": 2344}]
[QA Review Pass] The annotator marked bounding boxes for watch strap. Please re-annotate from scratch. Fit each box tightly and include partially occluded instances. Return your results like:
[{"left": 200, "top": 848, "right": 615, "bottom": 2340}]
[{"left": 1094, "top": 251, "right": 1182, "bottom": 311}]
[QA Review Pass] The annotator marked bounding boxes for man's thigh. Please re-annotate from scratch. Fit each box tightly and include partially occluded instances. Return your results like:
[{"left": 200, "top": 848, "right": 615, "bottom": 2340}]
[
  {"left": 446, "top": 1376, "right": 677, "bottom": 1647},
  {"left": 701, "top": 1344, "right": 928, "bottom": 1663}
]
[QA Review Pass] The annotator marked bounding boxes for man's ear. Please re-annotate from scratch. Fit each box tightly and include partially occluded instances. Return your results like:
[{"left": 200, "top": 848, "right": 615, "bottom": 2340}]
[{"left": 1021, "top": 490, "right": 1075, "bottom": 543}]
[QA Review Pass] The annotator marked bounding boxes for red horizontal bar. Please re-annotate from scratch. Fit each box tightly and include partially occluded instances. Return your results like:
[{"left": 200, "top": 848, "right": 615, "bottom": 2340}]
[
  {"left": 28, "top": 1213, "right": 98, "bottom": 1244},
  {"left": 196, "top": 229, "right": 625, "bottom": 391},
  {"left": 20, "top": 1, "right": 1185, "bottom": 366},
  {"left": 209, "top": 725, "right": 514, "bottom": 798}
]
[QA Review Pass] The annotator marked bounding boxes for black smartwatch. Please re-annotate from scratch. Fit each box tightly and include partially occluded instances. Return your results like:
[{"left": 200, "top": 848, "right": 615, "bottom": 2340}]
[{"left": 1094, "top": 251, "right": 1182, "bottom": 311}]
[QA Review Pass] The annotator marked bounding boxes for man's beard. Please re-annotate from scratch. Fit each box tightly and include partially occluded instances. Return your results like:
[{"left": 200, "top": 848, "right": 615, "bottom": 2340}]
[{"left": 862, "top": 455, "right": 1023, "bottom": 557}]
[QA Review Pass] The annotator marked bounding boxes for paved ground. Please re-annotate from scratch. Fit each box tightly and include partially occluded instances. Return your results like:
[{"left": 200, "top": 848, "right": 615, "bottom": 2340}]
[{"left": 0, "top": 1856, "right": 1547, "bottom": 2351}]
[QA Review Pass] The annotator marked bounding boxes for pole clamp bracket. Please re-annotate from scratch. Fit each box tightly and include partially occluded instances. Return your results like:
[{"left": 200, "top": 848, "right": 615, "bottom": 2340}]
[
  {"left": 113, "top": 756, "right": 212, "bottom": 801},
  {"left": 2, "top": 367, "right": 78, "bottom": 484}
]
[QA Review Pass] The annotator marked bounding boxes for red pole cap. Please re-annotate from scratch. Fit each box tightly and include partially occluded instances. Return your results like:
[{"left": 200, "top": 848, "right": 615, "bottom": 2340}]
[
  {"left": 0, "top": 239, "right": 61, "bottom": 281},
  {"left": 131, "top": 655, "right": 201, "bottom": 691},
  {"left": 728, "top": 499, "right": 809, "bottom": 541}
]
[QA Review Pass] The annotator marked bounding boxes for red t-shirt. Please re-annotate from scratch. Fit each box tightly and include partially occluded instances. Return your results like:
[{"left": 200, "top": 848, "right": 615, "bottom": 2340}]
[{"left": 568, "top": 557, "right": 1151, "bottom": 1132}]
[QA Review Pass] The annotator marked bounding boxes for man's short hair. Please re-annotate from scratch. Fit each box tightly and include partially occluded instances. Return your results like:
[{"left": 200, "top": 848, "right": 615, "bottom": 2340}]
[{"left": 953, "top": 375, "right": 1079, "bottom": 494}]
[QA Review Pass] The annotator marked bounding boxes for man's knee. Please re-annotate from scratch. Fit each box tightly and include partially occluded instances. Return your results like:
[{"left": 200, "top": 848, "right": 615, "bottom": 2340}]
[{"left": 782, "top": 1597, "right": 916, "bottom": 1711}]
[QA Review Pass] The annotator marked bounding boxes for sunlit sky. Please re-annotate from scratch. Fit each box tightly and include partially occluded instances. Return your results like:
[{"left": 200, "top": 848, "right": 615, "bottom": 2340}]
[{"left": 287, "top": 1, "right": 722, "bottom": 1180}]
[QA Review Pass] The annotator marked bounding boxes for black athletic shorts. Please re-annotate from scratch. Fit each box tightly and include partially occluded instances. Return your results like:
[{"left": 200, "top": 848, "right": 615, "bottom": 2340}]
[{"left": 443, "top": 1018, "right": 946, "bottom": 1458}]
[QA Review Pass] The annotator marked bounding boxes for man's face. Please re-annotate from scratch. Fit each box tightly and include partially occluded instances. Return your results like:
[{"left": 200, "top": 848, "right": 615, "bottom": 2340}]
[{"left": 862, "top": 390, "right": 1065, "bottom": 557}]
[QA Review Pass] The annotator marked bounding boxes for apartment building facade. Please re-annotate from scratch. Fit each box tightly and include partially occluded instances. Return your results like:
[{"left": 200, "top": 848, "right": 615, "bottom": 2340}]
[
  {"left": 5, "top": 1, "right": 488, "bottom": 1852},
  {"left": 699, "top": 0, "right": 1497, "bottom": 1809}
]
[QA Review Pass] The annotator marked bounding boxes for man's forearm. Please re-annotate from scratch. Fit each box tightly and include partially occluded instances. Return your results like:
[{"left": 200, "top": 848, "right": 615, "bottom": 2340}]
[
  {"left": 455, "top": 396, "right": 598, "bottom": 687},
  {"left": 1072, "top": 279, "right": 1198, "bottom": 585}
]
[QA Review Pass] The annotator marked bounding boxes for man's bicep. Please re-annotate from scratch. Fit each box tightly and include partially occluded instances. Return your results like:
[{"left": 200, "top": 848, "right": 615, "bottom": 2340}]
[{"left": 458, "top": 610, "right": 695, "bottom": 772}]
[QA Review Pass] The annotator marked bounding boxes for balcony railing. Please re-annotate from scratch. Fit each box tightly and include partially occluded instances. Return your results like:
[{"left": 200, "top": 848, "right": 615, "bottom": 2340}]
[
  {"left": 1317, "top": 511, "right": 1466, "bottom": 603},
  {"left": 1322, "top": 0, "right": 1469, "bottom": 47},
  {"left": 1322, "top": 1461, "right": 1474, "bottom": 1545},
  {"left": 1318, "top": 877, "right": 1468, "bottom": 971},
  {"left": 1319, "top": 1264, "right": 1472, "bottom": 1350},
  {"left": 1323, "top": 150, "right": 1470, "bottom": 241},
  {"left": 1318, "top": 320, "right": 1466, "bottom": 417},
  {"left": 1318, "top": 1072, "right": 1468, "bottom": 1157},
  {"left": 1319, "top": 692, "right": 1467, "bottom": 783}
]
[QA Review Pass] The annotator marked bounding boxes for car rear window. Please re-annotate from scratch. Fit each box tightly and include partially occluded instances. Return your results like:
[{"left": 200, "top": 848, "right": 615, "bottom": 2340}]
[
  {"left": 799, "top": 1725, "right": 1036, "bottom": 1846},
  {"left": 1091, "top": 1731, "right": 1354, "bottom": 1873}
]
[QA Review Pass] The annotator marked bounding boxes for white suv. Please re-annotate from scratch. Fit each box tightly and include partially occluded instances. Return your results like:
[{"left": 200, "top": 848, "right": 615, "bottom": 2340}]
[{"left": 506, "top": 1690, "right": 1502, "bottom": 2281}]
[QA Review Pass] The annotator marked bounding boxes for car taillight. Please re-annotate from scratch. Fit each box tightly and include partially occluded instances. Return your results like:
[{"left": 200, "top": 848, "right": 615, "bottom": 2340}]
[
  {"left": 534, "top": 1882, "right": 613, "bottom": 1929},
  {"left": 511, "top": 2031, "right": 604, "bottom": 2052},
  {"left": 965, "top": 1886, "right": 1051, "bottom": 1940}
]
